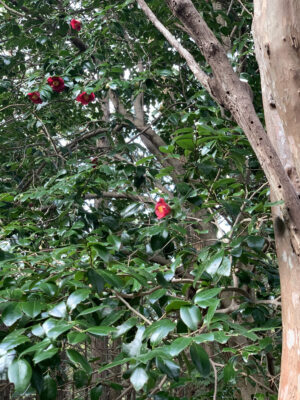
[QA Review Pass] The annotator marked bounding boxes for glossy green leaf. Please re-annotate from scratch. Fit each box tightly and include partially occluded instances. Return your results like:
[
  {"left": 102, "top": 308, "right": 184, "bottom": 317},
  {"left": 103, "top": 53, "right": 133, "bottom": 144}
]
[
  {"left": 40, "top": 375, "right": 57, "bottom": 400},
  {"left": 145, "top": 320, "right": 176, "bottom": 345},
  {"left": 67, "top": 331, "right": 88, "bottom": 345},
  {"left": 217, "top": 256, "right": 231, "bottom": 277},
  {"left": 2, "top": 303, "right": 22, "bottom": 327},
  {"left": 90, "top": 385, "right": 103, "bottom": 400},
  {"left": 74, "top": 369, "right": 89, "bottom": 388},
  {"left": 205, "top": 251, "right": 224, "bottom": 276},
  {"left": 66, "top": 349, "right": 92, "bottom": 374},
  {"left": 8, "top": 359, "right": 32, "bottom": 393},
  {"left": 20, "top": 338, "right": 51, "bottom": 357},
  {"left": 87, "top": 269, "right": 105, "bottom": 293},
  {"left": 180, "top": 306, "right": 201, "bottom": 331},
  {"left": 22, "top": 301, "right": 42, "bottom": 318},
  {"left": 86, "top": 326, "right": 117, "bottom": 336},
  {"left": 67, "top": 289, "right": 90, "bottom": 311},
  {"left": 193, "top": 288, "right": 222, "bottom": 305},
  {"left": 48, "top": 302, "right": 67, "bottom": 318},
  {"left": 204, "top": 299, "right": 220, "bottom": 327},
  {"left": 33, "top": 348, "right": 59, "bottom": 363},
  {"left": 166, "top": 300, "right": 190, "bottom": 313},
  {"left": 0, "top": 335, "right": 30, "bottom": 356},
  {"left": 246, "top": 236, "right": 265, "bottom": 251},
  {"left": 190, "top": 343, "right": 211, "bottom": 377},
  {"left": 156, "top": 358, "right": 180, "bottom": 381},
  {"left": 112, "top": 317, "right": 138, "bottom": 338},
  {"left": 224, "top": 362, "right": 236, "bottom": 384},
  {"left": 130, "top": 367, "right": 148, "bottom": 391},
  {"left": 164, "top": 337, "right": 192, "bottom": 357}
]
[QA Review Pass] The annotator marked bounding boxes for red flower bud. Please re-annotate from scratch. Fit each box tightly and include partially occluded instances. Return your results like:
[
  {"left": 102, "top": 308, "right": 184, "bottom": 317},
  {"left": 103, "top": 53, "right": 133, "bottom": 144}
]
[
  {"left": 27, "top": 92, "right": 43, "bottom": 104},
  {"left": 70, "top": 19, "right": 81, "bottom": 31},
  {"left": 76, "top": 92, "right": 95, "bottom": 105},
  {"left": 91, "top": 157, "right": 98, "bottom": 169},
  {"left": 155, "top": 198, "right": 171, "bottom": 219},
  {"left": 47, "top": 76, "right": 65, "bottom": 93}
]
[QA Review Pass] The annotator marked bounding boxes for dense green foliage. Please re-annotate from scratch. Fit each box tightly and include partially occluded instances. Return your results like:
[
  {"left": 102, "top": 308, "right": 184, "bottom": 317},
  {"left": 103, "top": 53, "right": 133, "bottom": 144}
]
[{"left": 0, "top": 0, "right": 280, "bottom": 399}]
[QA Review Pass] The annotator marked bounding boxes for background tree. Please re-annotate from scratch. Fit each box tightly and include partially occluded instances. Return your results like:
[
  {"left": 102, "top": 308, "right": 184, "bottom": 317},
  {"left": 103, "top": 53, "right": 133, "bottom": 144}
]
[{"left": 0, "top": 0, "right": 294, "bottom": 399}]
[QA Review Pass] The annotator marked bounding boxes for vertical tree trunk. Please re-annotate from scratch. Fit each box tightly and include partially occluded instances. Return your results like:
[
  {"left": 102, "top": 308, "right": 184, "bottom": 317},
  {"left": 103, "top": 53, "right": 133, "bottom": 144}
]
[{"left": 253, "top": 2, "right": 300, "bottom": 398}]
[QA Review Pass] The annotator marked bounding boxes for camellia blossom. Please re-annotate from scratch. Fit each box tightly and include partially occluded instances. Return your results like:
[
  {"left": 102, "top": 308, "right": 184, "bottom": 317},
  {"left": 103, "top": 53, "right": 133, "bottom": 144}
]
[
  {"left": 91, "top": 157, "right": 98, "bottom": 169},
  {"left": 76, "top": 92, "right": 95, "bottom": 105},
  {"left": 70, "top": 19, "right": 81, "bottom": 31},
  {"left": 27, "top": 92, "right": 43, "bottom": 104},
  {"left": 47, "top": 76, "right": 65, "bottom": 93},
  {"left": 155, "top": 198, "right": 171, "bottom": 219}
]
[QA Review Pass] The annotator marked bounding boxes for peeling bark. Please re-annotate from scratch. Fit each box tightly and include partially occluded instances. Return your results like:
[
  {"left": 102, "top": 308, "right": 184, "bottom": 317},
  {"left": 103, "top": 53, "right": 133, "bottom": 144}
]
[{"left": 253, "top": 2, "right": 300, "bottom": 398}]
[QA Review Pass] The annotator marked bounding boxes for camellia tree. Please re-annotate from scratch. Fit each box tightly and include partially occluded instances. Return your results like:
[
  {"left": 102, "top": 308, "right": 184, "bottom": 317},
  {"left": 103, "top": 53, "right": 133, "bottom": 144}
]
[{"left": 0, "top": 0, "right": 299, "bottom": 399}]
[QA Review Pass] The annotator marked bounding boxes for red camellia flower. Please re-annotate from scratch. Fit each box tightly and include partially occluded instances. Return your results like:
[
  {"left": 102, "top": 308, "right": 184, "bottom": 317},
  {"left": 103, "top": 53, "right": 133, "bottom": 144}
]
[
  {"left": 155, "top": 198, "right": 171, "bottom": 219},
  {"left": 47, "top": 76, "right": 65, "bottom": 93},
  {"left": 70, "top": 19, "right": 81, "bottom": 31},
  {"left": 76, "top": 92, "right": 95, "bottom": 105},
  {"left": 27, "top": 92, "right": 43, "bottom": 104},
  {"left": 91, "top": 157, "right": 98, "bottom": 169}
]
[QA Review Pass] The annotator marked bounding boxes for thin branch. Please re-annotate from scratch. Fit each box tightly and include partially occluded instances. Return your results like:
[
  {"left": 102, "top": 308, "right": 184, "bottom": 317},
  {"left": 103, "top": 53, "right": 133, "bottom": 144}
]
[
  {"left": 241, "top": 372, "right": 276, "bottom": 394},
  {"left": 236, "top": 0, "right": 253, "bottom": 16},
  {"left": 0, "top": 0, "right": 25, "bottom": 17},
  {"left": 221, "top": 287, "right": 252, "bottom": 300},
  {"left": 34, "top": 114, "right": 65, "bottom": 162},
  {"left": 115, "top": 385, "right": 133, "bottom": 400},
  {"left": 110, "top": 286, "right": 161, "bottom": 299},
  {"left": 149, "top": 375, "right": 167, "bottom": 397},
  {"left": 0, "top": 103, "right": 27, "bottom": 112},
  {"left": 210, "top": 360, "right": 218, "bottom": 400},
  {"left": 217, "top": 302, "right": 240, "bottom": 314},
  {"left": 85, "top": 191, "right": 155, "bottom": 204},
  {"left": 112, "top": 290, "right": 152, "bottom": 325},
  {"left": 230, "top": 182, "right": 268, "bottom": 235},
  {"left": 136, "top": 0, "right": 211, "bottom": 94}
]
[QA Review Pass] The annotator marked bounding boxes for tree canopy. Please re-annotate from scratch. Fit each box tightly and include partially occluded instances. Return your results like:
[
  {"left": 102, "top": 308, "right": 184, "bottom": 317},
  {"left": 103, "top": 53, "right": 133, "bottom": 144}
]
[{"left": 0, "top": 1, "right": 281, "bottom": 399}]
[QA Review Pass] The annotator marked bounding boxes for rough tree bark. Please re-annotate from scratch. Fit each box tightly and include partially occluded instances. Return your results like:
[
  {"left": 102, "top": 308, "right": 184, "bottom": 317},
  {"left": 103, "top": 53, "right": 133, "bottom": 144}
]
[
  {"left": 253, "top": 2, "right": 300, "bottom": 399},
  {"left": 136, "top": 0, "right": 300, "bottom": 398}
]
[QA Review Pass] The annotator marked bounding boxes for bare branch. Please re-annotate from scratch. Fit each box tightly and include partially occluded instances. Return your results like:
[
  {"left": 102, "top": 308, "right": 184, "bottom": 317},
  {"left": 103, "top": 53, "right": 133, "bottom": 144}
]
[
  {"left": 85, "top": 191, "right": 154, "bottom": 204},
  {"left": 136, "top": 0, "right": 211, "bottom": 95},
  {"left": 0, "top": 0, "right": 25, "bottom": 17},
  {"left": 112, "top": 290, "right": 152, "bottom": 325},
  {"left": 210, "top": 360, "right": 218, "bottom": 400}
]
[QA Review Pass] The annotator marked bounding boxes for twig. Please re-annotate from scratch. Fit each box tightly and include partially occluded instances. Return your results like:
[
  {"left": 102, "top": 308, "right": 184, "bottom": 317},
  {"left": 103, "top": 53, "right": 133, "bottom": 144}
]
[
  {"left": 0, "top": 103, "right": 27, "bottom": 112},
  {"left": 226, "top": 0, "right": 234, "bottom": 15},
  {"left": 136, "top": 0, "right": 211, "bottom": 95},
  {"left": 34, "top": 114, "right": 65, "bottom": 162},
  {"left": 241, "top": 372, "right": 276, "bottom": 394},
  {"left": 236, "top": 0, "right": 253, "bottom": 16},
  {"left": 110, "top": 286, "right": 161, "bottom": 299},
  {"left": 112, "top": 290, "right": 152, "bottom": 325},
  {"left": 221, "top": 287, "right": 252, "bottom": 300},
  {"left": 149, "top": 375, "right": 167, "bottom": 397},
  {"left": 230, "top": 181, "right": 268, "bottom": 236},
  {"left": 85, "top": 191, "right": 154, "bottom": 204},
  {"left": 210, "top": 360, "right": 218, "bottom": 400},
  {"left": 0, "top": 0, "right": 25, "bottom": 17},
  {"left": 115, "top": 385, "right": 132, "bottom": 400}
]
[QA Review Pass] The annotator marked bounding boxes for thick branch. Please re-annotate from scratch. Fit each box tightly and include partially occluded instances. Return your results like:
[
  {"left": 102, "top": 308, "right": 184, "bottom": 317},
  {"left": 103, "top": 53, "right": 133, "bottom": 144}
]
[{"left": 162, "top": 0, "right": 300, "bottom": 232}]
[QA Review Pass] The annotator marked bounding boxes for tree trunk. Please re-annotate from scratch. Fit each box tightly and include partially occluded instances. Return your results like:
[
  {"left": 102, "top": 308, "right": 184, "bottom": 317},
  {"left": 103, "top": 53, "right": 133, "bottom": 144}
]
[{"left": 253, "top": 2, "right": 300, "bottom": 399}]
